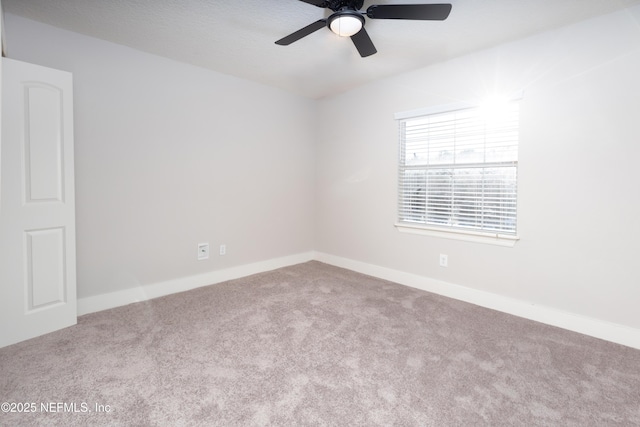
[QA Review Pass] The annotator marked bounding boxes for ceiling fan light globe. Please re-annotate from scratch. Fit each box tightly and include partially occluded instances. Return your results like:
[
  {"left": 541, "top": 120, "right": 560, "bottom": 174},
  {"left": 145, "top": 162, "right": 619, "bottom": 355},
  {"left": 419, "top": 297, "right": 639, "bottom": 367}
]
[{"left": 329, "top": 15, "right": 363, "bottom": 37}]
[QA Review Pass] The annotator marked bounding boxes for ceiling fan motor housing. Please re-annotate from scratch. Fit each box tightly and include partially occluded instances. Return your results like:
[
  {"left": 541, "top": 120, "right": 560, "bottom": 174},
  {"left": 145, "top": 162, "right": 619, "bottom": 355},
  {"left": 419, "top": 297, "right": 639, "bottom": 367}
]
[{"left": 325, "top": 0, "right": 365, "bottom": 11}]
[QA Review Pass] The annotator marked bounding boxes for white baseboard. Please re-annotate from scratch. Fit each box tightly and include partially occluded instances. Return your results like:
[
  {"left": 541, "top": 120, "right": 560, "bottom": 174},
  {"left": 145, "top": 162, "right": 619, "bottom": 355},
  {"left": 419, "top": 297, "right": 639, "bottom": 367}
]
[
  {"left": 314, "top": 252, "right": 640, "bottom": 350},
  {"left": 77, "top": 252, "right": 315, "bottom": 316},
  {"left": 78, "top": 250, "right": 640, "bottom": 350}
]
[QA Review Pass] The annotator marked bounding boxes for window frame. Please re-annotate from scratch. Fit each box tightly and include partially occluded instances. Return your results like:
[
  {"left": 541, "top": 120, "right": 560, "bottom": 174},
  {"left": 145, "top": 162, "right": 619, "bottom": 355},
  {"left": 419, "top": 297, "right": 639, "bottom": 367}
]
[{"left": 394, "top": 94, "right": 522, "bottom": 247}]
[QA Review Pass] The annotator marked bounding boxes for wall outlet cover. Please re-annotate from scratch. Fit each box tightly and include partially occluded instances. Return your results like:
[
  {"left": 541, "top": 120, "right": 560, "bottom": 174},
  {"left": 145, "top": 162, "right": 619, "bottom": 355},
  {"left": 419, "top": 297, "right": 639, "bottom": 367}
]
[{"left": 198, "top": 243, "right": 209, "bottom": 260}]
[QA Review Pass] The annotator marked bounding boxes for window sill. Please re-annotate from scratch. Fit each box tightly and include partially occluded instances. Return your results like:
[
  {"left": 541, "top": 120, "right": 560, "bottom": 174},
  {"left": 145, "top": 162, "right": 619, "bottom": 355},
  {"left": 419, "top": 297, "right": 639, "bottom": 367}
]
[{"left": 395, "top": 223, "right": 519, "bottom": 247}]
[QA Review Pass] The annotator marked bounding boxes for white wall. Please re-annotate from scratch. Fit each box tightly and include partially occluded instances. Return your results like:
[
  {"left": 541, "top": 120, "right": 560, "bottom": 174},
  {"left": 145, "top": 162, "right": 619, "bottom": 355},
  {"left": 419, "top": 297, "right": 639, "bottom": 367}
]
[
  {"left": 4, "top": 14, "right": 317, "bottom": 300},
  {"left": 315, "top": 6, "right": 640, "bottom": 332}
]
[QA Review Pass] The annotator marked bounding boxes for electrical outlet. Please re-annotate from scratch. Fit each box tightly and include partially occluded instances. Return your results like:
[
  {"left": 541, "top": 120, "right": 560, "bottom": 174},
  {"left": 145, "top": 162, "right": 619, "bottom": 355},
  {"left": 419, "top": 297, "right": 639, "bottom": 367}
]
[
  {"left": 219, "top": 244, "right": 226, "bottom": 256},
  {"left": 439, "top": 254, "right": 448, "bottom": 267},
  {"left": 198, "top": 243, "right": 209, "bottom": 260}
]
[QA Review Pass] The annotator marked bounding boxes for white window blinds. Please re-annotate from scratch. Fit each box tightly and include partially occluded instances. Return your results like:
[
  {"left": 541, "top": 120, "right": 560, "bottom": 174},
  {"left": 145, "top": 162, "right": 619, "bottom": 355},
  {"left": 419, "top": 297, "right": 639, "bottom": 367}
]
[{"left": 397, "top": 100, "right": 520, "bottom": 236}]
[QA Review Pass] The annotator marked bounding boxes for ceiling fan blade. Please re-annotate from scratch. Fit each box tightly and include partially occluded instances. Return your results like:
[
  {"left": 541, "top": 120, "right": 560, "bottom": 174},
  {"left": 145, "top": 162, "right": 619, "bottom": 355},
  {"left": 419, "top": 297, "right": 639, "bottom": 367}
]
[
  {"left": 298, "top": 0, "right": 329, "bottom": 7},
  {"left": 275, "top": 19, "right": 327, "bottom": 46},
  {"left": 351, "top": 28, "right": 377, "bottom": 57},
  {"left": 366, "top": 4, "right": 452, "bottom": 20}
]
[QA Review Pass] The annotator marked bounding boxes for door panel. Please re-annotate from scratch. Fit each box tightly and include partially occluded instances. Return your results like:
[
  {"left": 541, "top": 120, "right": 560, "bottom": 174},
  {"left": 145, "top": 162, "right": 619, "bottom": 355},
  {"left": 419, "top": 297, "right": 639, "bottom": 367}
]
[
  {"left": 0, "top": 58, "right": 76, "bottom": 348},
  {"left": 24, "top": 83, "right": 65, "bottom": 202},
  {"left": 26, "top": 227, "right": 67, "bottom": 310}
]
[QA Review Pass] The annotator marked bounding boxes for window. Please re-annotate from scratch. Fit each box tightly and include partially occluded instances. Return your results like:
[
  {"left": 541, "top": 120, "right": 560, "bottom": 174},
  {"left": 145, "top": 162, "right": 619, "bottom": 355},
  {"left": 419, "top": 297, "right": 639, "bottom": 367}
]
[{"left": 395, "top": 97, "right": 520, "bottom": 245}]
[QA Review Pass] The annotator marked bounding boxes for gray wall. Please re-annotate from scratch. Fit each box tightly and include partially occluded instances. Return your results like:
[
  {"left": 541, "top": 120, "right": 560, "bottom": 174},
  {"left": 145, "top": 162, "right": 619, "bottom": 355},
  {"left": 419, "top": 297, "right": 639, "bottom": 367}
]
[
  {"left": 4, "top": 14, "right": 317, "bottom": 299},
  {"left": 315, "top": 7, "right": 640, "bottom": 329}
]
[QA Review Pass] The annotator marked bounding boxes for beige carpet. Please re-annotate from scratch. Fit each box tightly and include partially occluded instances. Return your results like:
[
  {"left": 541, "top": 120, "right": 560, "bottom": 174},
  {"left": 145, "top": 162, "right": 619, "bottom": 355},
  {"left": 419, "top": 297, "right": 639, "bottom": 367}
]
[{"left": 1, "top": 261, "right": 639, "bottom": 426}]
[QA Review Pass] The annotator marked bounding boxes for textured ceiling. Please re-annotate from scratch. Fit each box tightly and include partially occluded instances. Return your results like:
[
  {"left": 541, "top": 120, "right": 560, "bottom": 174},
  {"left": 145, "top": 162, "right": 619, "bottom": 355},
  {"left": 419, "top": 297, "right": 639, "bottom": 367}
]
[{"left": 3, "top": 0, "right": 640, "bottom": 99}]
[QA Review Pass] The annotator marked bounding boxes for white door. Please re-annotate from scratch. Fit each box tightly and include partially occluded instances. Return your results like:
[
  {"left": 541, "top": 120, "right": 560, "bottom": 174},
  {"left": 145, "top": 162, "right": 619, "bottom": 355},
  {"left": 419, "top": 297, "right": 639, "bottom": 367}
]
[{"left": 0, "top": 58, "right": 76, "bottom": 348}]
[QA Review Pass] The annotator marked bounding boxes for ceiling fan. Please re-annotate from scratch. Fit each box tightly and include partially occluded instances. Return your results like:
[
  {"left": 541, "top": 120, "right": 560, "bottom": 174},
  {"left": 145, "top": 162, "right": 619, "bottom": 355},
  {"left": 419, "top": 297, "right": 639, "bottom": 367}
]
[{"left": 275, "top": 1, "right": 452, "bottom": 57}]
